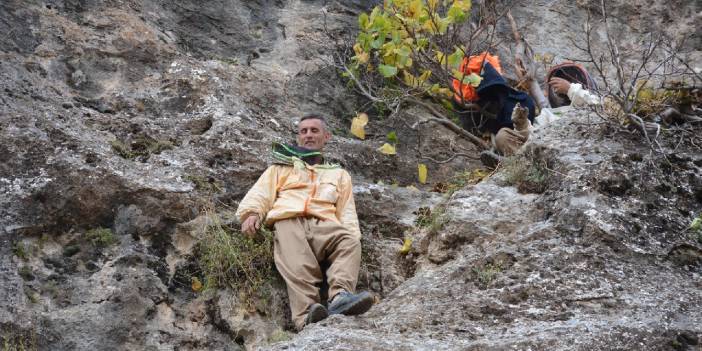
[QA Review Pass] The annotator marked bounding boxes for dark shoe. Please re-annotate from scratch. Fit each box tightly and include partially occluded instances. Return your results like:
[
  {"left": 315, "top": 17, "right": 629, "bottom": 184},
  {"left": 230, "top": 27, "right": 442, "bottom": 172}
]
[
  {"left": 328, "top": 291, "right": 374, "bottom": 316},
  {"left": 304, "top": 303, "right": 329, "bottom": 326},
  {"left": 480, "top": 150, "right": 503, "bottom": 169}
]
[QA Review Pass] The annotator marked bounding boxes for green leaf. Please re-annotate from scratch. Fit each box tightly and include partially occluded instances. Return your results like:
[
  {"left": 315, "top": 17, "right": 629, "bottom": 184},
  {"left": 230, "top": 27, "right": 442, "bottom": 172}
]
[
  {"left": 447, "top": 5, "right": 466, "bottom": 23},
  {"left": 463, "top": 73, "right": 482, "bottom": 87},
  {"left": 357, "top": 32, "right": 372, "bottom": 51},
  {"left": 371, "top": 14, "right": 387, "bottom": 31},
  {"left": 371, "top": 31, "right": 387, "bottom": 49},
  {"left": 418, "top": 13, "right": 430, "bottom": 24},
  {"left": 392, "top": 30, "right": 401, "bottom": 44},
  {"left": 387, "top": 131, "right": 398, "bottom": 144},
  {"left": 452, "top": 70, "right": 482, "bottom": 87},
  {"left": 359, "top": 13, "right": 370, "bottom": 29},
  {"left": 437, "top": 17, "right": 449, "bottom": 34},
  {"left": 396, "top": 45, "right": 411, "bottom": 57},
  {"left": 692, "top": 217, "right": 702, "bottom": 231},
  {"left": 447, "top": 48, "right": 464, "bottom": 69},
  {"left": 378, "top": 64, "right": 398, "bottom": 77}
]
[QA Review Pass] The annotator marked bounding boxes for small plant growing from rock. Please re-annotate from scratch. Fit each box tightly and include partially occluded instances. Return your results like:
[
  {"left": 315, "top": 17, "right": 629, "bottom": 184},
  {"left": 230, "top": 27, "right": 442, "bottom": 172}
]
[
  {"left": 502, "top": 155, "right": 549, "bottom": 194},
  {"left": 185, "top": 174, "right": 222, "bottom": 193},
  {"left": 110, "top": 135, "right": 174, "bottom": 161},
  {"left": 267, "top": 328, "right": 293, "bottom": 344},
  {"left": 197, "top": 212, "right": 278, "bottom": 308},
  {"left": 440, "top": 169, "right": 491, "bottom": 196},
  {"left": 1, "top": 326, "right": 37, "bottom": 351},
  {"left": 18, "top": 266, "right": 34, "bottom": 281},
  {"left": 12, "top": 242, "right": 30, "bottom": 261},
  {"left": 415, "top": 206, "right": 447, "bottom": 234},
  {"left": 84, "top": 228, "right": 118, "bottom": 248},
  {"left": 473, "top": 262, "right": 502, "bottom": 288},
  {"left": 110, "top": 139, "right": 135, "bottom": 159},
  {"left": 690, "top": 214, "right": 702, "bottom": 244}
]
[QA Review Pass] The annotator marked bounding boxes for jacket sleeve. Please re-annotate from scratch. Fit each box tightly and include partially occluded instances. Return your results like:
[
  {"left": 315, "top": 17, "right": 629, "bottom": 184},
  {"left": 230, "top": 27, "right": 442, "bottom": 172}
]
[
  {"left": 335, "top": 170, "right": 362, "bottom": 240},
  {"left": 567, "top": 83, "right": 600, "bottom": 107},
  {"left": 236, "top": 166, "right": 278, "bottom": 223}
]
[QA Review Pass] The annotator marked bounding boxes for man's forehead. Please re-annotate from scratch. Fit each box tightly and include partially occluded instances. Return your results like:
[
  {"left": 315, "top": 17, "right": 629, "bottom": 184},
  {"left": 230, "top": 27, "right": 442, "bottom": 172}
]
[{"left": 298, "top": 118, "right": 323, "bottom": 129}]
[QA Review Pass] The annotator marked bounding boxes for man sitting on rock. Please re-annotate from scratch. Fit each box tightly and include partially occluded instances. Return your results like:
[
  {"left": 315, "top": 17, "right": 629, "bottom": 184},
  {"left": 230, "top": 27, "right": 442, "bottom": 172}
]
[
  {"left": 485, "top": 62, "right": 600, "bottom": 163},
  {"left": 235, "top": 114, "right": 373, "bottom": 331},
  {"left": 469, "top": 61, "right": 600, "bottom": 167},
  {"left": 451, "top": 52, "right": 537, "bottom": 166}
]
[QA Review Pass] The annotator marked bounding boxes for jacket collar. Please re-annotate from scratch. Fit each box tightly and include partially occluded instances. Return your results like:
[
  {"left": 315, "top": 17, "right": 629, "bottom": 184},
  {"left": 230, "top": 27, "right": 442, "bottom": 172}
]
[{"left": 271, "top": 142, "right": 339, "bottom": 169}]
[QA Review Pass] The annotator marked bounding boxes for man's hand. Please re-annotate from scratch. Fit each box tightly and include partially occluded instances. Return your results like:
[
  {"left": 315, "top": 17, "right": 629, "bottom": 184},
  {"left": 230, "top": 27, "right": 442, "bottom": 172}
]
[
  {"left": 241, "top": 215, "right": 260, "bottom": 237},
  {"left": 548, "top": 77, "right": 571, "bottom": 95}
]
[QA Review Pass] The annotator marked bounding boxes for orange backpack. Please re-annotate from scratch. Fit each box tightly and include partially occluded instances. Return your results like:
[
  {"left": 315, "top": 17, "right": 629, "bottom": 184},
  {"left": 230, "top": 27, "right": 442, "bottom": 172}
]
[{"left": 452, "top": 52, "right": 502, "bottom": 103}]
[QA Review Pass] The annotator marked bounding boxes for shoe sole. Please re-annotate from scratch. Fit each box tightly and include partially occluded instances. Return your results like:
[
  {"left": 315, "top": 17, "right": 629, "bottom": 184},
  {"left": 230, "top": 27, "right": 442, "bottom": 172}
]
[
  {"left": 480, "top": 152, "right": 501, "bottom": 169},
  {"left": 305, "top": 304, "right": 329, "bottom": 325},
  {"left": 329, "top": 291, "right": 374, "bottom": 316}
]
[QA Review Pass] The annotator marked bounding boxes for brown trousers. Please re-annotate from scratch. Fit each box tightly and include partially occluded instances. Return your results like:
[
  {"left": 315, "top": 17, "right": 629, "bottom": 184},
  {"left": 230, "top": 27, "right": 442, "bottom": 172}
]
[
  {"left": 273, "top": 217, "right": 361, "bottom": 330},
  {"left": 495, "top": 127, "right": 530, "bottom": 156}
]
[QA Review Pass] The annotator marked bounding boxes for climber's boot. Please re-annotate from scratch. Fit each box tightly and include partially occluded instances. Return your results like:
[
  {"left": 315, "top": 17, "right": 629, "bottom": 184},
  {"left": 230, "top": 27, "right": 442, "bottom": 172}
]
[
  {"left": 328, "top": 291, "right": 373, "bottom": 316},
  {"left": 304, "top": 303, "right": 329, "bottom": 326},
  {"left": 480, "top": 150, "right": 503, "bottom": 169}
]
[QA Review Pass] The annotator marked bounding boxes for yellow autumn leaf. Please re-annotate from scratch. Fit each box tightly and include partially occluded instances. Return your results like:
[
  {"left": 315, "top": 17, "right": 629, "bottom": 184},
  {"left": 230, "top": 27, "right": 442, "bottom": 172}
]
[
  {"left": 418, "top": 69, "right": 432, "bottom": 83},
  {"left": 351, "top": 113, "right": 369, "bottom": 139},
  {"left": 398, "top": 237, "right": 413, "bottom": 255},
  {"left": 418, "top": 163, "right": 428, "bottom": 184},
  {"left": 353, "top": 43, "right": 363, "bottom": 56},
  {"left": 453, "top": 0, "right": 471, "bottom": 11},
  {"left": 377, "top": 143, "right": 396, "bottom": 155},
  {"left": 402, "top": 71, "right": 419, "bottom": 87},
  {"left": 191, "top": 276, "right": 203, "bottom": 292},
  {"left": 405, "top": 185, "right": 420, "bottom": 192},
  {"left": 435, "top": 51, "right": 446, "bottom": 65},
  {"left": 356, "top": 51, "right": 369, "bottom": 64},
  {"left": 437, "top": 87, "right": 454, "bottom": 98}
]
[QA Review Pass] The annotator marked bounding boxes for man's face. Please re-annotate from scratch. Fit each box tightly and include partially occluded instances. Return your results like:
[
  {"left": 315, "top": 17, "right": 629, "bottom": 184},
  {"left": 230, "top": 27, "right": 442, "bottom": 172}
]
[{"left": 297, "top": 118, "right": 331, "bottom": 151}]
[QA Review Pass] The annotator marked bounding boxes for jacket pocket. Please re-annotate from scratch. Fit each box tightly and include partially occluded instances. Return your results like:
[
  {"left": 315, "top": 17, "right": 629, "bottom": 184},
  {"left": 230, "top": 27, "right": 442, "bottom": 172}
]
[
  {"left": 279, "top": 172, "right": 304, "bottom": 191},
  {"left": 316, "top": 182, "right": 339, "bottom": 203}
]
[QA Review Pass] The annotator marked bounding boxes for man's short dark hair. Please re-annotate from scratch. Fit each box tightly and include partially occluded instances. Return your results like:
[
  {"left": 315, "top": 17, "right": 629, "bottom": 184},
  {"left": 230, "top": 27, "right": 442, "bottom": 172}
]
[{"left": 300, "top": 114, "right": 328, "bottom": 131}]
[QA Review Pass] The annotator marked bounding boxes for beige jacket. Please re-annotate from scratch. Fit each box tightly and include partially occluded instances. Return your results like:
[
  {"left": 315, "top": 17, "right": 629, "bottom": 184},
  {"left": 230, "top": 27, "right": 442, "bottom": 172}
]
[{"left": 236, "top": 164, "right": 361, "bottom": 239}]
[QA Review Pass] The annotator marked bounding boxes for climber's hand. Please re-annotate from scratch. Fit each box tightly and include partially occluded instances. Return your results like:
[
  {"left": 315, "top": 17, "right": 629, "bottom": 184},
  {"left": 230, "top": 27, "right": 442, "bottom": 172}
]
[
  {"left": 241, "top": 215, "right": 260, "bottom": 237},
  {"left": 549, "top": 77, "right": 571, "bottom": 95}
]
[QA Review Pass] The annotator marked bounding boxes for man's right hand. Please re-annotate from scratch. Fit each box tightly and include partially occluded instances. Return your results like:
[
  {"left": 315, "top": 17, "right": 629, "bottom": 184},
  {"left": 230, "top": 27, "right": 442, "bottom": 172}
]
[
  {"left": 548, "top": 77, "right": 571, "bottom": 95},
  {"left": 241, "top": 215, "right": 260, "bottom": 237}
]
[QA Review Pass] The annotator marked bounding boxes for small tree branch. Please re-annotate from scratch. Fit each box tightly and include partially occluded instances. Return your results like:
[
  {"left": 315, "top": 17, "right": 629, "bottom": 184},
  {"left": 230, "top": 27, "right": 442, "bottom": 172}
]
[{"left": 407, "top": 100, "right": 490, "bottom": 150}]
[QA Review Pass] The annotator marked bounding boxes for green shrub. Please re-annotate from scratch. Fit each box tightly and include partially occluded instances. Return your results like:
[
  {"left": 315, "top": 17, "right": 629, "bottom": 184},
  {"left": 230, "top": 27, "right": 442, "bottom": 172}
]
[
  {"left": 1, "top": 327, "right": 37, "bottom": 351},
  {"left": 197, "top": 213, "right": 277, "bottom": 307},
  {"left": 111, "top": 136, "right": 173, "bottom": 160},
  {"left": 84, "top": 228, "right": 117, "bottom": 248},
  {"left": 185, "top": 174, "right": 222, "bottom": 193},
  {"left": 12, "top": 243, "right": 29, "bottom": 260},
  {"left": 110, "top": 139, "right": 135, "bottom": 159},
  {"left": 415, "top": 206, "right": 448, "bottom": 234},
  {"left": 350, "top": 0, "right": 477, "bottom": 100},
  {"left": 473, "top": 262, "right": 501, "bottom": 288},
  {"left": 502, "top": 155, "right": 549, "bottom": 194}
]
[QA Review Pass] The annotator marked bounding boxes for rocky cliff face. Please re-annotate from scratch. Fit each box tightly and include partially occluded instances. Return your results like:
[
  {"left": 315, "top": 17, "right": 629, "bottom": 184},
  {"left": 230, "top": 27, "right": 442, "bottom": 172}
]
[
  {"left": 1, "top": 0, "right": 700, "bottom": 350},
  {"left": 275, "top": 109, "right": 702, "bottom": 350}
]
